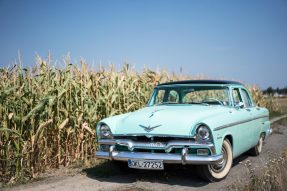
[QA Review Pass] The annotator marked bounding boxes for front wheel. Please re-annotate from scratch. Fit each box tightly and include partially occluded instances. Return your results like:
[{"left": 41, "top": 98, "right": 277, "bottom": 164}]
[{"left": 197, "top": 139, "right": 233, "bottom": 182}]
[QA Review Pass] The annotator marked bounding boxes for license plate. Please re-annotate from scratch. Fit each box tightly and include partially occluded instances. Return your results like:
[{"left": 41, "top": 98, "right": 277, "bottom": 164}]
[{"left": 128, "top": 159, "right": 164, "bottom": 170}]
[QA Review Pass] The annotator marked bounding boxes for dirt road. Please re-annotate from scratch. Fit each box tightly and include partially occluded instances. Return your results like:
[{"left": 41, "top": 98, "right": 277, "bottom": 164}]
[{"left": 4, "top": 118, "right": 287, "bottom": 191}]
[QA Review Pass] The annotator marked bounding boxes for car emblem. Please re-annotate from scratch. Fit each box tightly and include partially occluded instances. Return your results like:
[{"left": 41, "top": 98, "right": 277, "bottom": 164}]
[
  {"left": 149, "top": 109, "right": 163, "bottom": 118},
  {"left": 139, "top": 124, "right": 162, "bottom": 132}
]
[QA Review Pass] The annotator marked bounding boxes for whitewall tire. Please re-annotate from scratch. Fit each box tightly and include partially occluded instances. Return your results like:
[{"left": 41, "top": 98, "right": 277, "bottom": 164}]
[
  {"left": 249, "top": 135, "right": 263, "bottom": 156},
  {"left": 197, "top": 139, "right": 233, "bottom": 182}
]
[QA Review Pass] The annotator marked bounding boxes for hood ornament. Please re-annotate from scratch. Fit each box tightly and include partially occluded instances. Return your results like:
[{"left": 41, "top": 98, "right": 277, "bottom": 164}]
[
  {"left": 149, "top": 109, "right": 163, "bottom": 118},
  {"left": 139, "top": 124, "right": 162, "bottom": 132}
]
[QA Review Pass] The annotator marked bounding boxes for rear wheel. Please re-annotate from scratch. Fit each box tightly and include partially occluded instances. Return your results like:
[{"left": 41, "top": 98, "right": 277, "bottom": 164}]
[
  {"left": 248, "top": 135, "right": 263, "bottom": 156},
  {"left": 197, "top": 139, "right": 233, "bottom": 182}
]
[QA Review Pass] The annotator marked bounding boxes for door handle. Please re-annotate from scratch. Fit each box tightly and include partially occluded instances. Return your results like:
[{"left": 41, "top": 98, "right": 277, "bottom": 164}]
[
  {"left": 246, "top": 108, "right": 251, "bottom": 112},
  {"left": 256, "top": 108, "right": 260, "bottom": 110}
]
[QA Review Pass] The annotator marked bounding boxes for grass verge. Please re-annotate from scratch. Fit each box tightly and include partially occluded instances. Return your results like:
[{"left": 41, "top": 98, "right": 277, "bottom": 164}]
[{"left": 229, "top": 149, "right": 287, "bottom": 191}]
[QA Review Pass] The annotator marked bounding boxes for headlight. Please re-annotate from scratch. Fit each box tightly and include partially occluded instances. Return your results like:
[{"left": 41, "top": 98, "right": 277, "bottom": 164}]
[
  {"left": 98, "top": 124, "right": 113, "bottom": 139},
  {"left": 196, "top": 125, "right": 211, "bottom": 141}
]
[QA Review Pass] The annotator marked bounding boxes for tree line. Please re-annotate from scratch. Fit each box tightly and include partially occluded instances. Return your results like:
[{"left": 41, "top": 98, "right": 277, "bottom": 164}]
[{"left": 263, "top": 86, "right": 287, "bottom": 95}]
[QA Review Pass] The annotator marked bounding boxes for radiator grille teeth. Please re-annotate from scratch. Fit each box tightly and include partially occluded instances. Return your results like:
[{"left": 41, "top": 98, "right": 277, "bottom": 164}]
[{"left": 113, "top": 136, "right": 196, "bottom": 153}]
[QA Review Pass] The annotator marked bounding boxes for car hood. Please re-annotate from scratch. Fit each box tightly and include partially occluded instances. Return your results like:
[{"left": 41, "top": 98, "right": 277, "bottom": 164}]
[{"left": 103, "top": 105, "right": 230, "bottom": 137}]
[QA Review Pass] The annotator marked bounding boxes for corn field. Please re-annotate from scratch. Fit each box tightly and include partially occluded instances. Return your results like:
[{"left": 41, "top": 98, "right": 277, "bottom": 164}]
[{"left": 0, "top": 55, "right": 280, "bottom": 183}]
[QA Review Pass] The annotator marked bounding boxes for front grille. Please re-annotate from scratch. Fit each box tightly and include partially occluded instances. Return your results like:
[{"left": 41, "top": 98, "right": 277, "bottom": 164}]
[
  {"left": 113, "top": 136, "right": 196, "bottom": 153},
  {"left": 133, "top": 148, "right": 166, "bottom": 153},
  {"left": 115, "top": 145, "right": 200, "bottom": 154},
  {"left": 113, "top": 136, "right": 194, "bottom": 142},
  {"left": 115, "top": 145, "right": 129, "bottom": 152}
]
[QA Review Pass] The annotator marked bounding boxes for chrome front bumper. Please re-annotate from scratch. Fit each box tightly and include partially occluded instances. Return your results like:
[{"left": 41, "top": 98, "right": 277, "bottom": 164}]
[{"left": 95, "top": 139, "right": 223, "bottom": 165}]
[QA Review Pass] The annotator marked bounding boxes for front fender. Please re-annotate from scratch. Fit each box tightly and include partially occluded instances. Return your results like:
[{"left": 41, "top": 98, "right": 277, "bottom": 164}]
[
  {"left": 212, "top": 131, "right": 234, "bottom": 156},
  {"left": 96, "top": 112, "right": 131, "bottom": 135}
]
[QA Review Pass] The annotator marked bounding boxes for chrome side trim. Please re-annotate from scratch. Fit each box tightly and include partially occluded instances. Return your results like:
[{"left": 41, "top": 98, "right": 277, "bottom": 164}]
[
  {"left": 214, "top": 115, "right": 269, "bottom": 131},
  {"left": 114, "top": 133, "right": 195, "bottom": 138},
  {"left": 96, "top": 148, "right": 223, "bottom": 165},
  {"left": 98, "top": 139, "right": 215, "bottom": 154}
]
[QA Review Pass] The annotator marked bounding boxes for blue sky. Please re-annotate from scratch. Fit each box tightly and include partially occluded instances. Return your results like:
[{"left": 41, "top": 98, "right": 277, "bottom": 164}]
[{"left": 0, "top": 0, "right": 286, "bottom": 89}]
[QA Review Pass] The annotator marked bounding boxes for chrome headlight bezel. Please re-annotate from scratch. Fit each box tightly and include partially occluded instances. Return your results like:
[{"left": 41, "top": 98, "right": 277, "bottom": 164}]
[
  {"left": 196, "top": 124, "right": 212, "bottom": 141},
  {"left": 97, "top": 123, "right": 113, "bottom": 139}
]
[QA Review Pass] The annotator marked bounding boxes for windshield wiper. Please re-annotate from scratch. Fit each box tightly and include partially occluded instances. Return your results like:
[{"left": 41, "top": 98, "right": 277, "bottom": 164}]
[
  {"left": 155, "top": 102, "right": 178, "bottom": 106},
  {"left": 156, "top": 101, "right": 209, "bottom": 106},
  {"left": 187, "top": 101, "right": 209, "bottom": 106}
]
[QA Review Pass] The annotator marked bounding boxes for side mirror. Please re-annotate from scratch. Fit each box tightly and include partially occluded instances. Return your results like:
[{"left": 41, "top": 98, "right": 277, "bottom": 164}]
[{"left": 235, "top": 102, "right": 244, "bottom": 109}]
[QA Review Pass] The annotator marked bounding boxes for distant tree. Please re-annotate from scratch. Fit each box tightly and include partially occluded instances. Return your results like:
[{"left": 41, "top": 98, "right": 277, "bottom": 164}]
[
  {"left": 276, "top": 87, "right": 280, "bottom": 93},
  {"left": 266, "top": 86, "right": 273, "bottom": 95}
]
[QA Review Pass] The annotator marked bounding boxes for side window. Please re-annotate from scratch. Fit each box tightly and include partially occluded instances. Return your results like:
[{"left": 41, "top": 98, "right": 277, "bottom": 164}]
[
  {"left": 241, "top": 89, "right": 253, "bottom": 107},
  {"left": 232, "top": 88, "right": 242, "bottom": 105},
  {"left": 154, "top": 89, "right": 179, "bottom": 104},
  {"left": 167, "top": 90, "right": 179, "bottom": 103},
  {"left": 155, "top": 90, "right": 165, "bottom": 104},
  {"left": 182, "top": 91, "right": 196, "bottom": 103}
]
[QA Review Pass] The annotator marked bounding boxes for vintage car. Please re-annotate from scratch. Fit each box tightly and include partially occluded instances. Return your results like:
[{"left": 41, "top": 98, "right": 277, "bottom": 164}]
[{"left": 95, "top": 80, "right": 272, "bottom": 181}]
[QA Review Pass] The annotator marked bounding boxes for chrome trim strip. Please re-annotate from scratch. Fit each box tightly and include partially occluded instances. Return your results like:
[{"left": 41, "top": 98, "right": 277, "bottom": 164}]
[
  {"left": 214, "top": 115, "right": 269, "bottom": 131},
  {"left": 95, "top": 149, "right": 223, "bottom": 165},
  {"left": 98, "top": 139, "right": 215, "bottom": 154},
  {"left": 113, "top": 133, "right": 195, "bottom": 138}
]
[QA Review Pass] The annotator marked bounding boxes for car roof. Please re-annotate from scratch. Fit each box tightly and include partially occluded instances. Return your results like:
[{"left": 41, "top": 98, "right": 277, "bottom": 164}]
[{"left": 157, "top": 80, "right": 243, "bottom": 86}]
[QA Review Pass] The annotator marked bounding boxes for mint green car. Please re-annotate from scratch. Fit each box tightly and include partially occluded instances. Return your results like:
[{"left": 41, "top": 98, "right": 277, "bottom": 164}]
[{"left": 96, "top": 80, "right": 272, "bottom": 181}]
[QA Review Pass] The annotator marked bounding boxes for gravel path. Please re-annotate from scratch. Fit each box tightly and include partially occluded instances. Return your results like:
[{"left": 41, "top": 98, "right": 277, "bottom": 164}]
[{"left": 4, "top": 118, "right": 287, "bottom": 191}]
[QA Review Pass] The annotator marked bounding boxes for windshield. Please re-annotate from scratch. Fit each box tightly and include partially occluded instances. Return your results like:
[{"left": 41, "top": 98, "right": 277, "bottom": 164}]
[{"left": 149, "top": 85, "right": 230, "bottom": 106}]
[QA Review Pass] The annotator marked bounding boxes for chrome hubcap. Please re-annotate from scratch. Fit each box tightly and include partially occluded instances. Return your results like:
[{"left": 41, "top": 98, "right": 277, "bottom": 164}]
[{"left": 210, "top": 146, "right": 227, "bottom": 173}]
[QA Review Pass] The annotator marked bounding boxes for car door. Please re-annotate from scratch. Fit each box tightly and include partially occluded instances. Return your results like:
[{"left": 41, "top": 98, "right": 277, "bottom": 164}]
[
  {"left": 230, "top": 88, "right": 255, "bottom": 155},
  {"left": 240, "top": 88, "right": 262, "bottom": 147}
]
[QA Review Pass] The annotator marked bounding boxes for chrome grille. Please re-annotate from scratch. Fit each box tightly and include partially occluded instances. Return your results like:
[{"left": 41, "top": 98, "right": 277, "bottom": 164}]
[
  {"left": 111, "top": 136, "right": 196, "bottom": 153},
  {"left": 113, "top": 136, "right": 194, "bottom": 142}
]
